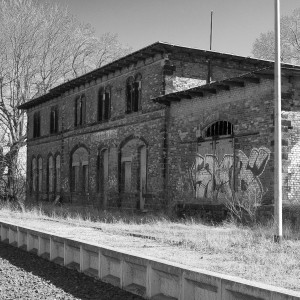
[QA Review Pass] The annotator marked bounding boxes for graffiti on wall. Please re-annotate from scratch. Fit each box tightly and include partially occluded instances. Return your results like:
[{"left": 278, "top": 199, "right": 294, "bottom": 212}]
[{"left": 190, "top": 147, "right": 271, "bottom": 204}]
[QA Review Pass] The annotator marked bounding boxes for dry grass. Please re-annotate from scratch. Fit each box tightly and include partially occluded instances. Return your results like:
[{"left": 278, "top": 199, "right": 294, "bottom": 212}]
[{"left": 0, "top": 201, "right": 299, "bottom": 292}]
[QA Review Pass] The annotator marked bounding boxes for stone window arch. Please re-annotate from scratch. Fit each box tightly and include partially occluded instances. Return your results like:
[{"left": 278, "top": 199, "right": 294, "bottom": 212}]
[{"left": 71, "top": 147, "right": 89, "bottom": 193}]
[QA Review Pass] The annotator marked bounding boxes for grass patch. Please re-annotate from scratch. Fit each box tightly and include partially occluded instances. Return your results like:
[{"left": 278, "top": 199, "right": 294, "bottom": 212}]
[{"left": 0, "top": 200, "right": 299, "bottom": 292}]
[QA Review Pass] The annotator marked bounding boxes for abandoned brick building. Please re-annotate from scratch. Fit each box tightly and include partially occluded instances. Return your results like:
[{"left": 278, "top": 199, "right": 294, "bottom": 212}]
[{"left": 19, "top": 42, "right": 300, "bottom": 213}]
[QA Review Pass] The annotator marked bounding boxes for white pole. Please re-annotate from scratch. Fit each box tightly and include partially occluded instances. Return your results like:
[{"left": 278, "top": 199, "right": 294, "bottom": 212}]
[{"left": 274, "top": 0, "right": 282, "bottom": 242}]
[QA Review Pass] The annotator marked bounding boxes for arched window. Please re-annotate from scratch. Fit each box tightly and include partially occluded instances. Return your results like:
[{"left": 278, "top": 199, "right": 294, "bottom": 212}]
[
  {"left": 48, "top": 156, "right": 54, "bottom": 193},
  {"left": 205, "top": 121, "right": 233, "bottom": 138},
  {"left": 32, "top": 157, "right": 37, "bottom": 193},
  {"left": 38, "top": 157, "right": 43, "bottom": 192},
  {"left": 120, "top": 137, "right": 147, "bottom": 194},
  {"left": 71, "top": 147, "right": 89, "bottom": 193},
  {"left": 55, "top": 154, "right": 61, "bottom": 193},
  {"left": 98, "top": 87, "right": 111, "bottom": 122},
  {"left": 126, "top": 74, "right": 141, "bottom": 113},
  {"left": 75, "top": 94, "right": 86, "bottom": 127}
]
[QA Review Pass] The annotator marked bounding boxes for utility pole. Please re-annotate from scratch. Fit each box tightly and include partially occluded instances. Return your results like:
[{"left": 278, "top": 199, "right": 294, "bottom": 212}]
[
  {"left": 210, "top": 10, "right": 213, "bottom": 51},
  {"left": 274, "top": 0, "right": 282, "bottom": 243}
]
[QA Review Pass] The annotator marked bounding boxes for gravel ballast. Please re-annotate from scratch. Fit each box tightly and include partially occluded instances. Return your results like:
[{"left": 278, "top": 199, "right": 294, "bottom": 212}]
[{"left": 0, "top": 242, "right": 143, "bottom": 300}]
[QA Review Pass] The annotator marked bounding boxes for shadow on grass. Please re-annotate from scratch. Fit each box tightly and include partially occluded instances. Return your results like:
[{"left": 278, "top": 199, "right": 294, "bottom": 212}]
[{"left": 0, "top": 242, "right": 142, "bottom": 300}]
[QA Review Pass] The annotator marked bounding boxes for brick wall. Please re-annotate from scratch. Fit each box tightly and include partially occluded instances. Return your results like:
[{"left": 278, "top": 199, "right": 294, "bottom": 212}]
[
  {"left": 26, "top": 54, "right": 167, "bottom": 209},
  {"left": 25, "top": 48, "right": 300, "bottom": 211},
  {"left": 167, "top": 78, "right": 278, "bottom": 206},
  {"left": 163, "top": 53, "right": 266, "bottom": 94}
]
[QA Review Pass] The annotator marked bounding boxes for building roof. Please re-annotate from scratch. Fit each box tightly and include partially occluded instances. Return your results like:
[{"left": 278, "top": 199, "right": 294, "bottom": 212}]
[
  {"left": 18, "top": 41, "right": 300, "bottom": 110},
  {"left": 152, "top": 67, "right": 300, "bottom": 105}
]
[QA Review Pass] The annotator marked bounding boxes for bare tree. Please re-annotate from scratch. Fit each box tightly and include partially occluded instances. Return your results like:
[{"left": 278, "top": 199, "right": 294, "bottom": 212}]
[
  {"left": 0, "top": 0, "right": 131, "bottom": 201},
  {"left": 252, "top": 8, "right": 300, "bottom": 64}
]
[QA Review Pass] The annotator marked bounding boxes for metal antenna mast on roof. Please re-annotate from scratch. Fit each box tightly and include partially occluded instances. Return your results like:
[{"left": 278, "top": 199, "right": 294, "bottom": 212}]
[{"left": 207, "top": 11, "right": 213, "bottom": 83}]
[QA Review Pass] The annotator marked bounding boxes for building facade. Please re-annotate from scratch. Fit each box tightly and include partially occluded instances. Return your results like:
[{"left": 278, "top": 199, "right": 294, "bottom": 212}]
[{"left": 19, "top": 42, "right": 300, "bottom": 213}]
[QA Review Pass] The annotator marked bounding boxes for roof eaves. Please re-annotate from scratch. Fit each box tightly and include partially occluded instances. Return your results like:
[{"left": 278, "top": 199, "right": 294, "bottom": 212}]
[
  {"left": 153, "top": 66, "right": 300, "bottom": 104},
  {"left": 18, "top": 42, "right": 300, "bottom": 110}
]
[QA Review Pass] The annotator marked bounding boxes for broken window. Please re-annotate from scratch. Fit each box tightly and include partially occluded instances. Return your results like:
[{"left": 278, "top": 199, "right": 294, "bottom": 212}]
[
  {"left": 205, "top": 121, "right": 233, "bottom": 138},
  {"left": 55, "top": 154, "right": 61, "bottom": 193},
  {"left": 126, "top": 74, "right": 141, "bottom": 113},
  {"left": 71, "top": 147, "right": 89, "bottom": 193},
  {"left": 74, "top": 94, "right": 86, "bottom": 127},
  {"left": 33, "top": 111, "right": 41, "bottom": 138},
  {"left": 98, "top": 87, "right": 111, "bottom": 122},
  {"left": 38, "top": 157, "right": 43, "bottom": 192},
  {"left": 48, "top": 155, "right": 54, "bottom": 193},
  {"left": 50, "top": 106, "right": 58, "bottom": 134}
]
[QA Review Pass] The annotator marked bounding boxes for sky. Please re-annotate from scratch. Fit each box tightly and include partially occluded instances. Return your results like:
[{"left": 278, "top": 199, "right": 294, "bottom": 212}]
[{"left": 62, "top": 0, "right": 300, "bottom": 58}]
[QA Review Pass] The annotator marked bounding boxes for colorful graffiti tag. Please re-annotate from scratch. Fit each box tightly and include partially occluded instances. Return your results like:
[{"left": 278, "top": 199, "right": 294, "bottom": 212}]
[{"left": 190, "top": 147, "right": 271, "bottom": 204}]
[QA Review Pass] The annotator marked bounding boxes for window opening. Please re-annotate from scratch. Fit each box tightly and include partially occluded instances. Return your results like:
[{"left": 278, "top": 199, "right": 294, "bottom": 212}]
[
  {"left": 126, "top": 74, "right": 141, "bottom": 113},
  {"left": 75, "top": 95, "right": 86, "bottom": 126},
  {"left": 139, "top": 145, "right": 147, "bottom": 210},
  {"left": 33, "top": 111, "right": 41, "bottom": 138},
  {"left": 48, "top": 156, "right": 54, "bottom": 193},
  {"left": 71, "top": 147, "right": 89, "bottom": 193},
  {"left": 32, "top": 158, "right": 37, "bottom": 193},
  {"left": 55, "top": 155, "right": 61, "bottom": 193},
  {"left": 205, "top": 121, "right": 233, "bottom": 138},
  {"left": 50, "top": 106, "right": 58, "bottom": 134},
  {"left": 122, "top": 161, "right": 132, "bottom": 192},
  {"left": 38, "top": 157, "right": 43, "bottom": 192},
  {"left": 98, "top": 88, "right": 111, "bottom": 122}
]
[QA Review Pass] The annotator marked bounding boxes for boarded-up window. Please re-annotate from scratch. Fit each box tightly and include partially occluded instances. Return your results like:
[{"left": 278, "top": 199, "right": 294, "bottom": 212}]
[
  {"left": 38, "top": 157, "right": 43, "bottom": 192},
  {"left": 99, "top": 149, "right": 109, "bottom": 192},
  {"left": 55, "top": 155, "right": 61, "bottom": 192},
  {"left": 71, "top": 147, "right": 88, "bottom": 193},
  {"left": 32, "top": 158, "right": 37, "bottom": 192},
  {"left": 123, "top": 161, "right": 132, "bottom": 192},
  {"left": 139, "top": 146, "right": 147, "bottom": 193},
  {"left": 48, "top": 156, "right": 54, "bottom": 193}
]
